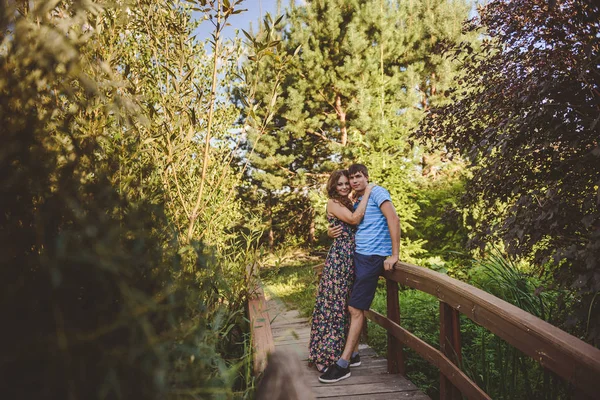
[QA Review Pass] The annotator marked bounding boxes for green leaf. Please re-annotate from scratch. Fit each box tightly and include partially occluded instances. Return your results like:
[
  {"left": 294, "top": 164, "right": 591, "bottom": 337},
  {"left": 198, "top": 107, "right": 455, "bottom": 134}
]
[
  {"left": 182, "top": 67, "right": 195, "bottom": 83},
  {"left": 161, "top": 64, "right": 177, "bottom": 80},
  {"left": 241, "top": 29, "right": 254, "bottom": 43}
]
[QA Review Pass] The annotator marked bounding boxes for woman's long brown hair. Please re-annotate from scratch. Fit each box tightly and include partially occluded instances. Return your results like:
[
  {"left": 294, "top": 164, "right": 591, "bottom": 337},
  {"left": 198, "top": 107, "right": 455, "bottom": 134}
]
[{"left": 326, "top": 170, "right": 354, "bottom": 212}]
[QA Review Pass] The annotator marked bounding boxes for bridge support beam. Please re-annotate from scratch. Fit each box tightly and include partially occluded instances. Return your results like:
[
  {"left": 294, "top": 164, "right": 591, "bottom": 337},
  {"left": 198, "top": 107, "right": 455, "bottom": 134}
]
[
  {"left": 386, "top": 279, "right": 405, "bottom": 374},
  {"left": 440, "top": 302, "right": 462, "bottom": 400}
]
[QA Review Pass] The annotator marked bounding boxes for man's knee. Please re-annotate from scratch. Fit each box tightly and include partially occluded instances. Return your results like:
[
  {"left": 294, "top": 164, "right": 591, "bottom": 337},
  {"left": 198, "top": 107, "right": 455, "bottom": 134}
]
[{"left": 348, "top": 306, "right": 364, "bottom": 318}]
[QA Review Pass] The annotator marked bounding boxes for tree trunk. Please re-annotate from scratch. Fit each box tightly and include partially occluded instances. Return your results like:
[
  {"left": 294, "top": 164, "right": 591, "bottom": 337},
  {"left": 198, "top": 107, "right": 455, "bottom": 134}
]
[
  {"left": 335, "top": 94, "right": 347, "bottom": 146},
  {"left": 268, "top": 190, "right": 274, "bottom": 252},
  {"left": 307, "top": 205, "right": 315, "bottom": 246}
]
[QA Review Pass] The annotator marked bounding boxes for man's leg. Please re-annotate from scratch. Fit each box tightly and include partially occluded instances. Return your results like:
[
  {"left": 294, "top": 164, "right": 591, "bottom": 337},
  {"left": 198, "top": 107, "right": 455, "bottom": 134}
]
[
  {"left": 342, "top": 254, "right": 384, "bottom": 364},
  {"left": 340, "top": 306, "right": 364, "bottom": 362},
  {"left": 318, "top": 306, "right": 362, "bottom": 383}
]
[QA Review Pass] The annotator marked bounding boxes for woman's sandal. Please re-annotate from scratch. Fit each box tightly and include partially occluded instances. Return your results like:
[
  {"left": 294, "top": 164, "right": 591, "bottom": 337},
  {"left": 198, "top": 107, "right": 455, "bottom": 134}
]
[{"left": 316, "top": 364, "right": 328, "bottom": 373}]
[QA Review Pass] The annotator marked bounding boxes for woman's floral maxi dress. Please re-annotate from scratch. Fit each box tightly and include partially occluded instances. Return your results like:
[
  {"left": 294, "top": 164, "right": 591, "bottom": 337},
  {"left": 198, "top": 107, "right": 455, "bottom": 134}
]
[{"left": 308, "top": 214, "right": 356, "bottom": 367}]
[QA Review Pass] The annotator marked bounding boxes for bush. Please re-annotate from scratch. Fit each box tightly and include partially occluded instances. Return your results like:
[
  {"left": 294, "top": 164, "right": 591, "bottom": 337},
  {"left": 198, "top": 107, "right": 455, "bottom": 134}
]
[{"left": 0, "top": 2, "right": 253, "bottom": 398}]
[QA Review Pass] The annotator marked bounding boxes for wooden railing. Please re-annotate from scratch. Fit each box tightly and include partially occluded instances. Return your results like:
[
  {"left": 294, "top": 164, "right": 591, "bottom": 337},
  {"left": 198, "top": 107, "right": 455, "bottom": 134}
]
[
  {"left": 246, "top": 263, "right": 274, "bottom": 375},
  {"left": 367, "top": 261, "right": 600, "bottom": 400},
  {"left": 246, "top": 272, "right": 315, "bottom": 399},
  {"left": 247, "top": 279, "right": 274, "bottom": 375}
]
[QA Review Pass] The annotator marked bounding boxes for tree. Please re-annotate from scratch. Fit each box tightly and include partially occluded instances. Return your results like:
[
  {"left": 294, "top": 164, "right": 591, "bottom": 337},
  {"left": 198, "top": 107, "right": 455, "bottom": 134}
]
[
  {"left": 349, "top": 0, "right": 477, "bottom": 261},
  {"left": 419, "top": 0, "right": 600, "bottom": 343},
  {"left": 0, "top": 1, "right": 181, "bottom": 397},
  {"left": 232, "top": 11, "right": 300, "bottom": 250},
  {"left": 115, "top": 0, "right": 249, "bottom": 250},
  {"left": 240, "top": 0, "right": 475, "bottom": 253},
  {"left": 0, "top": 1, "right": 265, "bottom": 397}
]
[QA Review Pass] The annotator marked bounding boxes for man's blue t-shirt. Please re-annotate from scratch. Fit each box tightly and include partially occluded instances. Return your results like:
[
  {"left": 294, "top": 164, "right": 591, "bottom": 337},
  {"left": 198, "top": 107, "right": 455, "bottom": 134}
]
[{"left": 354, "top": 185, "right": 392, "bottom": 256}]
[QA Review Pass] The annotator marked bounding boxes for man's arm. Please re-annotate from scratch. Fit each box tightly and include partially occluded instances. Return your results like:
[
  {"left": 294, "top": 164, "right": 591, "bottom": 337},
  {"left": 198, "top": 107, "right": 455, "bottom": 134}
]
[
  {"left": 380, "top": 201, "right": 400, "bottom": 271},
  {"left": 327, "top": 224, "right": 343, "bottom": 238}
]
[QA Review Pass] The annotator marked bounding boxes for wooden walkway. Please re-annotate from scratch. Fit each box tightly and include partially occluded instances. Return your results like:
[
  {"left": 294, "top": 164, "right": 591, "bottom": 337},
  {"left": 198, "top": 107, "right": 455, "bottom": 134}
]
[{"left": 264, "top": 292, "right": 431, "bottom": 400}]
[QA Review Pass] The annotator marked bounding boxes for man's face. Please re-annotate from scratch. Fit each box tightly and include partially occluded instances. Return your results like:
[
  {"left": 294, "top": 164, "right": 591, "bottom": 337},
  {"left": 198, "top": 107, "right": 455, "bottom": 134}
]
[{"left": 349, "top": 171, "right": 368, "bottom": 193}]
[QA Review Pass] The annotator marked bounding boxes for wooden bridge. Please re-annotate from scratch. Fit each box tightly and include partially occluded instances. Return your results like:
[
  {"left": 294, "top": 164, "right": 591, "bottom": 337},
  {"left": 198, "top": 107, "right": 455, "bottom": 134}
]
[
  {"left": 247, "top": 262, "right": 600, "bottom": 400},
  {"left": 256, "top": 290, "right": 430, "bottom": 399}
]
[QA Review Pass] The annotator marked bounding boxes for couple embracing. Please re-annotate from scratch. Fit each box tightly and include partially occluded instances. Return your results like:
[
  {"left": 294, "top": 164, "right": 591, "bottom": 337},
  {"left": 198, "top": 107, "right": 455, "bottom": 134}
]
[{"left": 308, "top": 163, "right": 401, "bottom": 383}]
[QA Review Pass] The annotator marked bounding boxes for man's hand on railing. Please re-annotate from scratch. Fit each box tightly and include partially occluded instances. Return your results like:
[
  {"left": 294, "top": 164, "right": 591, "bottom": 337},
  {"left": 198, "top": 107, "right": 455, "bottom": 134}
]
[{"left": 384, "top": 255, "right": 399, "bottom": 271}]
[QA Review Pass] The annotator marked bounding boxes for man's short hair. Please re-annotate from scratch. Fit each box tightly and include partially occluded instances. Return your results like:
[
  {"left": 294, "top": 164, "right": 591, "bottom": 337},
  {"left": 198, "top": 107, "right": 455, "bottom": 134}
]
[{"left": 348, "top": 164, "right": 369, "bottom": 178}]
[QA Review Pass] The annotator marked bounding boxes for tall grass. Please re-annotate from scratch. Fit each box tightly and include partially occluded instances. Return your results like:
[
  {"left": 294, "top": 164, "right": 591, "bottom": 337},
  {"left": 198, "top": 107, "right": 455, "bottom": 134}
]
[
  {"left": 366, "top": 249, "right": 568, "bottom": 400},
  {"left": 0, "top": 1, "right": 265, "bottom": 398},
  {"left": 369, "top": 285, "right": 441, "bottom": 397},
  {"left": 461, "top": 249, "right": 567, "bottom": 400},
  {"left": 473, "top": 249, "right": 551, "bottom": 319}
]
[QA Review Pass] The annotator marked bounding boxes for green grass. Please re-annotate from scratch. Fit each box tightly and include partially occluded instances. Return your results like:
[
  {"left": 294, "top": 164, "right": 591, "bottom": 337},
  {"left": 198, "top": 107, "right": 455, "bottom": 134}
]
[
  {"left": 259, "top": 250, "right": 440, "bottom": 397},
  {"left": 259, "top": 249, "right": 321, "bottom": 318}
]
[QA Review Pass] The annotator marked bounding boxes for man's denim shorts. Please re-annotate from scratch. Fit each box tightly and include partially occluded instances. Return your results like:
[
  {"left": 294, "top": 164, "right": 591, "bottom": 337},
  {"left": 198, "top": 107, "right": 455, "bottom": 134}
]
[{"left": 348, "top": 253, "right": 386, "bottom": 310}]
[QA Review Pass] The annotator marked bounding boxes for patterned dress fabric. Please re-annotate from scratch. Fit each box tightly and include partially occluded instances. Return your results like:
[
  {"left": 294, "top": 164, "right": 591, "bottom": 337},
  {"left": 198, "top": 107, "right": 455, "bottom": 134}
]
[{"left": 308, "top": 214, "right": 356, "bottom": 367}]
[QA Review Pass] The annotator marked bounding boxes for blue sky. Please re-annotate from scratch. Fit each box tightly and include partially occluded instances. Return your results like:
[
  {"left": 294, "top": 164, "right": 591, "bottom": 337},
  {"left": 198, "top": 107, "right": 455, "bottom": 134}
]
[
  {"left": 193, "top": 0, "right": 292, "bottom": 43},
  {"left": 192, "top": 0, "right": 476, "bottom": 43}
]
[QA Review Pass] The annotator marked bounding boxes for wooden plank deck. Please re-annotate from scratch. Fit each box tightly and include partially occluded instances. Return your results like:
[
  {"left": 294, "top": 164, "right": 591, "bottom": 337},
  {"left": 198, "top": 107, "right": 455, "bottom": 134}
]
[{"left": 264, "top": 292, "right": 431, "bottom": 400}]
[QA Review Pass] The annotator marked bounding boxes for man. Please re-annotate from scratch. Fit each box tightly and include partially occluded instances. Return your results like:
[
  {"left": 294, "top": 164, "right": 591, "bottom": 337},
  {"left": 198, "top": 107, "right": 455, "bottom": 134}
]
[{"left": 319, "top": 163, "right": 401, "bottom": 383}]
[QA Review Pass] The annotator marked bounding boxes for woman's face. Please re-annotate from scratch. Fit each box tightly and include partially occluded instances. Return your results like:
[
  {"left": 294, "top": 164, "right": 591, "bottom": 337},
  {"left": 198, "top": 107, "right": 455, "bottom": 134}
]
[{"left": 336, "top": 175, "right": 351, "bottom": 197}]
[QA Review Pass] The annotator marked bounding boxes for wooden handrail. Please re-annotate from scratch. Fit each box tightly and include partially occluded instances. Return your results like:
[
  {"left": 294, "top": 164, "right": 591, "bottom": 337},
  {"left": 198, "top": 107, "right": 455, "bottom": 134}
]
[
  {"left": 246, "top": 264, "right": 275, "bottom": 375},
  {"left": 364, "top": 261, "right": 600, "bottom": 399},
  {"left": 247, "top": 270, "right": 314, "bottom": 399},
  {"left": 365, "top": 308, "right": 491, "bottom": 400},
  {"left": 247, "top": 284, "right": 275, "bottom": 375}
]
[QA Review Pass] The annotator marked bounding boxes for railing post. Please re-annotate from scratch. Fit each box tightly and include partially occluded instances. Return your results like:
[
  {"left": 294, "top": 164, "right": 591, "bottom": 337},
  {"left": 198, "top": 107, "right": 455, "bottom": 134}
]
[
  {"left": 440, "top": 301, "right": 462, "bottom": 400},
  {"left": 246, "top": 264, "right": 275, "bottom": 375},
  {"left": 386, "top": 279, "right": 405, "bottom": 374}
]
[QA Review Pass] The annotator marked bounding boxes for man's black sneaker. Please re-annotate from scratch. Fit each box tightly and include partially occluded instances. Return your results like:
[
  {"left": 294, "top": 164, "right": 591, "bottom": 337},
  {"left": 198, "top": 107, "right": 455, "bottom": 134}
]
[
  {"left": 318, "top": 363, "right": 351, "bottom": 383},
  {"left": 349, "top": 353, "right": 361, "bottom": 367}
]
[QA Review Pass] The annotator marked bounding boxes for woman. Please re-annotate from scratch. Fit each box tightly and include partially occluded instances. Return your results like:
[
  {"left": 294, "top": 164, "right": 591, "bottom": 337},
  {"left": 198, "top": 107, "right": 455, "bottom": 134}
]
[{"left": 308, "top": 170, "right": 373, "bottom": 372}]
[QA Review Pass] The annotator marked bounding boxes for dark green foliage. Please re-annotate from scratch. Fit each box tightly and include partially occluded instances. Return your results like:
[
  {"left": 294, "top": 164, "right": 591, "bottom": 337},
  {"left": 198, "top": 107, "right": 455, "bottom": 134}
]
[
  {"left": 259, "top": 248, "right": 577, "bottom": 399},
  {"left": 410, "top": 176, "right": 472, "bottom": 278},
  {"left": 418, "top": 0, "right": 600, "bottom": 344},
  {"left": 0, "top": 1, "right": 253, "bottom": 398},
  {"left": 1, "top": 6, "right": 174, "bottom": 398},
  {"left": 237, "top": 184, "right": 316, "bottom": 250},
  {"left": 369, "top": 288, "right": 441, "bottom": 398},
  {"left": 366, "top": 250, "right": 569, "bottom": 400}
]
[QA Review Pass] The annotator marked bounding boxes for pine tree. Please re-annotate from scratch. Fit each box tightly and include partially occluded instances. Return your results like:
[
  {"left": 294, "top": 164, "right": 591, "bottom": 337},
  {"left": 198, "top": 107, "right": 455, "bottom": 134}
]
[
  {"left": 232, "top": 11, "right": 302, "bottom": 250},
  {"left": 241, "top": 0, "right": 475, "bottom": 251},
  {"left": 349, "top": 0, "right": 476, "bottom": 259}
]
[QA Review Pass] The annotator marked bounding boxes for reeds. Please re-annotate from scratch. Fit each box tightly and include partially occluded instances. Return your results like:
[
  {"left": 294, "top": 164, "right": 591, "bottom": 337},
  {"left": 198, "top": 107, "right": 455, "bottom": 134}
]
[{"left": 460, "top": 249, "right": 567, "bottom": 400}]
